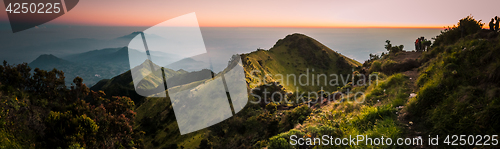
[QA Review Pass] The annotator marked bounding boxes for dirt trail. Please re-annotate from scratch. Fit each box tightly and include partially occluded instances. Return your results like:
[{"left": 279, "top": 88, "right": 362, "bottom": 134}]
[
  {"left": 396, "top": 51, "right": 421, "bottom": 92},
  {"left": 395, "top": 51, "right": 425, "bottom": 148},
  {"left": 392, "top": 51, "right": 422, "bottom": 62},
  {"left": 397, "top": 51, "right": 422, "bottom": 91},
  {"left": 300, "top": 51, "right": 426, "bottom": 147}
]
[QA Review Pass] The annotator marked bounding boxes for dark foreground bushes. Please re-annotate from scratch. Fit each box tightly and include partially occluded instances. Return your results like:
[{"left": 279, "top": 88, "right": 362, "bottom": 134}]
[
  {"left": 369, "top": 59, "right": 420, "bottom": 74},
  {"left": 0, "top": 62, "right": 144, "bottom": 148}
]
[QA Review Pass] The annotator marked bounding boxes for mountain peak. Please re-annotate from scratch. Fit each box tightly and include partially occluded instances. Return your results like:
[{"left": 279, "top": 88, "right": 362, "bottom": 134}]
[
  {"left": 30, "top": 54, "right": 69, "bottom": 64},
  {"left": 272, "top": 33, "right": 326, "bottom": 53},
  {"left": 285, "top": 33, "right": 310, "bottom": 38},
  {"left": 242, "top": 33, "right": 361, "bottom": 91},
  {"left": 38, "top": 54, "right": 57, "bottom": 58},
  {"left": 270, "top": 33, "right": 339, "bottom": 60},
  {"left": 279, "top": 33, "right": 312, "bottom": 42},
  {"left": 29, "top": 54, "right": 73, "bottom": 71}
]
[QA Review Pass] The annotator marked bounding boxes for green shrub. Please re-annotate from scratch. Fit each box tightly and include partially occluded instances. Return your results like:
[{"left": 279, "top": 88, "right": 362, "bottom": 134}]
[
  {"left": 369, "top": 60, "right": 382, "bottom": 73},
  {"left": 305, "top": 125, "right": 341, "bottom": 138},
  {"left": 266, "top": 102, "right": 278, "bottom": 113},
  {"left": 364, "top": 73, "right": 408, "bottom": 105},
  {"left": 421, "top": 45, "right": 445, "bottom": 63},
  {"left": 269, "top": 136, "right": 293, "bottom": 149},
  {"left": 268, "top": 129, "right": 305, "bottom": 149},
  {"left": 391, "top": 92, "right": 408, "bottom": 107},
  {"left": 317, "top": 90, "right": 327, "bottom": 98},
  {"left": 433, "top": 15, "right": 483, "bottom": 46},
  {"left": 381, "top": 60, "right": 397, "bottom": 73},
  {"left": 379, "top": 73, "right": 406, "bottom": 89},
  {"left": 384, "top": 40, "right": 404, "bottom": 54},
  {"left": 279, "top": 105, "right": 312, "bottom": 131},
  {"left": 254, "top": 140, "right": 268, "bottom": 148},
  {"left": 339, "top": 82, "right": 352, "bottom": 93},
  {"left": 351, "top": 105, "right": 396, "bottom": 132},
  {"left": 362, "top": 118, "right": 402, "bottom": 142}
]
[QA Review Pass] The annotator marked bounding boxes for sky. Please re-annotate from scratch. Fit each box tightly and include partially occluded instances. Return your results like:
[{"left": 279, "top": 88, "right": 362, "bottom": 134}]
[{"left": 0, "top": 0, "right": 498, "bottom": 28}]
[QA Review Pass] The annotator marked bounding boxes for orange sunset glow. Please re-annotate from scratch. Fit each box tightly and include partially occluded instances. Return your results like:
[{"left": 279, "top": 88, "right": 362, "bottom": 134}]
[{"left": 1, "top": 0, "right": 498, "bottom": 28}]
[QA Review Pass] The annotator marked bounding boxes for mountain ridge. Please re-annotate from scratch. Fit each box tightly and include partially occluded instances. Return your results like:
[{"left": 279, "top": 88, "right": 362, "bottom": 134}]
[
  {"left": 90, "top": 33, "right": 361, "bottom": 99},
  {"left": 88, "top": 33, "right": 364, "bottom": 148},
  {"left": 29, "top": 47, "right": 132, "bottom": 86},
  {"left": 241, "top": 33, "right": 361, "bottom": 92}
]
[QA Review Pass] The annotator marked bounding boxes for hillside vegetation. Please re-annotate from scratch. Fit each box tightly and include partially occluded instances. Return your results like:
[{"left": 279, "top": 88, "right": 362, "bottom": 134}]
[
  {"left": 0, "top": 62, "right": 143, "bottom": 148},
  {"left": 90, "top": 60, "right": 187, "bottom": 105},
  {"left": 242, "top": 33, "right": 361, "bottom": 92},
  {"left": 1, "top": 16, "right": 499, "bottom": 149},
  {"left": 266, "top": 16, "right": 500, "bottom": 149},
  {"left": 405, "top": 16, "right": 500, "bottom": 142},
  {"left": 91, "top": 33, "right": 363, "bottom": 148}
]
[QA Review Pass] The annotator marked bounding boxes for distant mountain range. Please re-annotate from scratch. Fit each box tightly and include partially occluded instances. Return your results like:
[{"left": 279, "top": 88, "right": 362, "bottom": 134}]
[
  {"left": 27, "top": 31, "right": 221, "bottom": 87},
  {"left": 165, "top": 57, "right": 208, "bottom": 72},
  {"left": 29, "top": 47, "right": 132, "bottom": 87},
  {"left": 3, "top": 32, "right": 145, "bottom": 65},
  {"left": 20, "top": 32, "right": 145, "bottom": 87}
]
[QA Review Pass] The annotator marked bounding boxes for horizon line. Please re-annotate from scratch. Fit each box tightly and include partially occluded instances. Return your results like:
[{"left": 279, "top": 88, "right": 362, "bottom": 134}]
[{"left": 0, "top": 20, "right": 447, "bottom": 29}]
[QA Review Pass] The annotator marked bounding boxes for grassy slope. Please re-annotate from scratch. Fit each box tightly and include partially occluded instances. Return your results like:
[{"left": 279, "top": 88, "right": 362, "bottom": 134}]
[
  {"left": 133, "top": 69, "right": 236, "bottom": 148},
  {"left": 91, "top": 61, "right": 207, "bottom": 148},
  {"left": 95, "top": 33, "right": 454, "bottom": 149},
  {"left": 8, "top": 28, "right": 498, "bottom": 148},
  {"left": 405, "top": 31, "right": 500, "bottom": 143},
  {"left": 134, "top": 97, "right": 208, "bottom": 149},
  {"left": 268, "top": 73, "right": 412, "bottom": 148},
  {"left": 130, "top": 33, "right": 363, "bottom": 148},
  {"left": 90, "top": 60, "right": 186, "bottom": 104},
  {"left": 4, "top": 19, "right": 497, "bottom": 149},
  {"left": 242, "top": 33, "right": 361, "bottom": 92},
  {"left": 65, "top": 29, "right": 500, "bottom": 148},
  {"left": 267, "top": 30, "right": 500, "bottom": 148}
]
